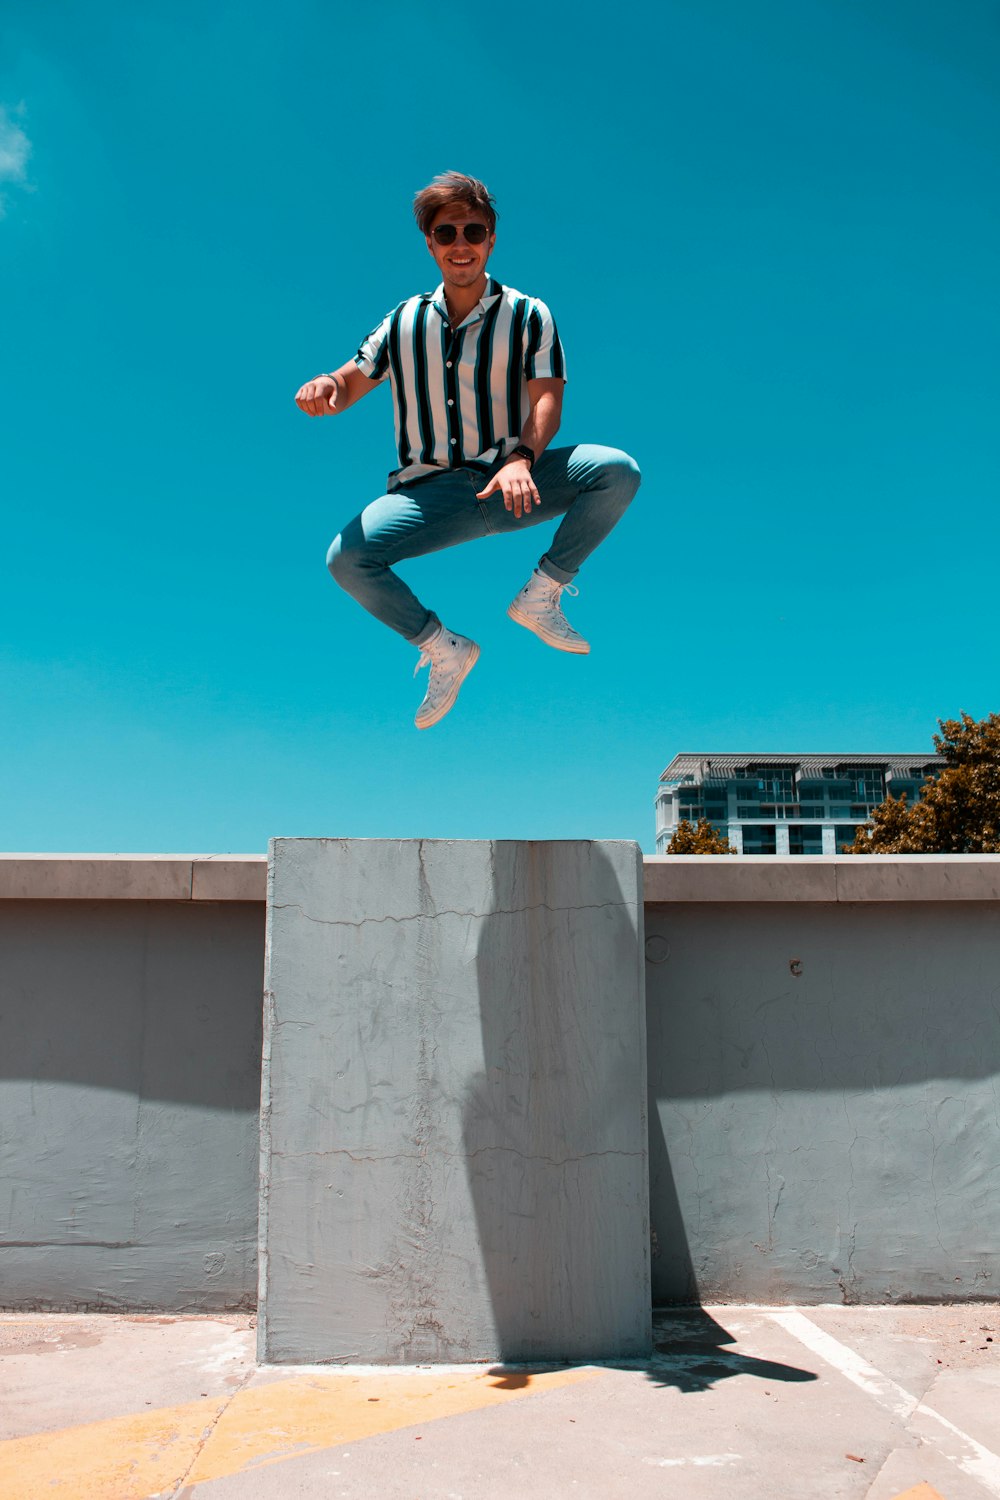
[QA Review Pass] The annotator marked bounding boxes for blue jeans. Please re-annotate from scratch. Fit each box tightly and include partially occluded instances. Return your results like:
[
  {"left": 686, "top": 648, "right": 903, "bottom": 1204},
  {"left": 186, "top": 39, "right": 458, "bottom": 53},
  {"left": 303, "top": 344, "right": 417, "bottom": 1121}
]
[{"left": 326, "top": 443, "right": 640, "bottom": 643}]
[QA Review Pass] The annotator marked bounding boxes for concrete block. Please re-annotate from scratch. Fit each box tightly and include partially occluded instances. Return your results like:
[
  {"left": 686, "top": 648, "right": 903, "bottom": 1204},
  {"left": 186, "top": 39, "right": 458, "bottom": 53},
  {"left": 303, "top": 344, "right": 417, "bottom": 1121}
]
[{"left": 259, "top": 838, "right": 650, "bottom": 1365}]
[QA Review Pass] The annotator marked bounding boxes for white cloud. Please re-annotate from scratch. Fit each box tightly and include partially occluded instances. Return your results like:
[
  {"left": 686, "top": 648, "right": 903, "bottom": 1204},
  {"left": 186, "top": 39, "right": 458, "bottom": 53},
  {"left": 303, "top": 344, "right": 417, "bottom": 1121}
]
[{"left": 0, "top": 103, "right": 32, "bottom": 218}]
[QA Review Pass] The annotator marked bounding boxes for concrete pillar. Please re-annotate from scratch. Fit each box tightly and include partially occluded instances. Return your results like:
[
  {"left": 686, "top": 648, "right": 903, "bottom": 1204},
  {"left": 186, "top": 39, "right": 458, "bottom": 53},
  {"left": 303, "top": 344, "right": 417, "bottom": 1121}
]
[
  {"left": 729, "top": 823, "right": 744, "bottom": 855},
  {"left": 258, "top": 838, "right": 650, "bottom": 1365},
  {"left": 775, "top": 823, "right": 790, "bottom": 855},
  {"left": 822, "top": 824, "right": 837, "bottom": 855}
]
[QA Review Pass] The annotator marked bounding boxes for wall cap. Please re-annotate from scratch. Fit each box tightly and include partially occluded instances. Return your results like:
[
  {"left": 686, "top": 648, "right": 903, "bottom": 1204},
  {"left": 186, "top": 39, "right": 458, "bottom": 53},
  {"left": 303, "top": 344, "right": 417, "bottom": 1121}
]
[
  {"left": 0, "top": 854, "right": 267, "bottom": 902},
  {"left": 2, "top": 852, "right": 1000, "bottom": 903},
  {"left": 644, "top": 853, "right": 1000, "bottom": 902}
]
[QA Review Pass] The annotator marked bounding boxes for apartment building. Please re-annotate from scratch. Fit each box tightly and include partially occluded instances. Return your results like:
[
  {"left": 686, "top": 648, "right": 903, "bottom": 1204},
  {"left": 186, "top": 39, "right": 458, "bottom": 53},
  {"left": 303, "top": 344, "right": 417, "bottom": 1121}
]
[{"left": 654, "top": 752, "right": 945, "bottom": 854}]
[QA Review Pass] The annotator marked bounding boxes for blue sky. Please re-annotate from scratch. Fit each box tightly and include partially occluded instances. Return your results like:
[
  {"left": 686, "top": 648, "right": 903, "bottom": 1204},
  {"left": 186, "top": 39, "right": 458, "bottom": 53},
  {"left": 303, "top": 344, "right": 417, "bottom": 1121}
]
[{"left": 1, "top": 0, "right": 998, "bottom": 853}]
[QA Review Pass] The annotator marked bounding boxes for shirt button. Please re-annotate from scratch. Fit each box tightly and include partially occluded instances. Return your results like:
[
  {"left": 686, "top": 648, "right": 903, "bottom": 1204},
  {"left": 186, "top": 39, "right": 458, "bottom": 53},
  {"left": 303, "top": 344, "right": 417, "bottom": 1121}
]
[
  {"left": 447, "top": 398, "right": 454, "bottom": 407},
  {"left": 446, "top": 361, "right": 453, "bottom": 368},
  {"left": 450, "top": 438, "right": 457, "bottom": 445}
]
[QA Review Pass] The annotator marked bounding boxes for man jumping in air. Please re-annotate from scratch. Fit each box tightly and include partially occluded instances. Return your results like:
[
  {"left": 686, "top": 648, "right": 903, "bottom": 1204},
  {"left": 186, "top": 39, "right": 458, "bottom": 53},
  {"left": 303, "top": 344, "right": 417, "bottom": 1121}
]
[{"left": 295, "top": 171, "right": 641, "bottom": 729}]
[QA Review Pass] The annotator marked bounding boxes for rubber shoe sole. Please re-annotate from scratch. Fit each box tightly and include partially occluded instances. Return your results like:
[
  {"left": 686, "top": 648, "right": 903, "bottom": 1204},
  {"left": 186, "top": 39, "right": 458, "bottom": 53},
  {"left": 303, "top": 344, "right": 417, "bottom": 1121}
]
[
  {"left": 414, "top": 641, "right": 481, "bottom": 730},
  {"left": 506, "top": 602, "right": 590, "bottom": 654}
]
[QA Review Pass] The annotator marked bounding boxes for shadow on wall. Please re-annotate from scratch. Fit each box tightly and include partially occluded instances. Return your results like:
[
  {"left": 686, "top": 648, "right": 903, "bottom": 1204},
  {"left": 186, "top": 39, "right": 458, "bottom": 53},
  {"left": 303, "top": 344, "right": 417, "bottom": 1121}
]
[
  {"left": 1, "top": 901, "right": 264, "bottom": 1109},
  {"left": 646, "top": 1124, "right": 699, "bottom": 1305},
  {"left": 0, "top": 899, "right": 265, "bottom": 1312},
  {"left": 462, "top": 841, "right": 652, "bottom": 1363},
  {"left": 644, "top": 900, "right": 1000, "bottom": 1305},
  {"left": 645, "top": 901, "right": 1000, "bottom": 1098}
]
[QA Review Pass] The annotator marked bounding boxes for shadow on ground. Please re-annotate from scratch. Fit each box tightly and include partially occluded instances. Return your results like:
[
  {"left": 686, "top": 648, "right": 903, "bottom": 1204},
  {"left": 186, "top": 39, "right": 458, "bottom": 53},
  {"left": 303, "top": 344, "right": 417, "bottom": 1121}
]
[
  {"left": 483, "top": 1307, "right": 818, "bottom": 1394},
  {"left": 645, "top": 1306, "right": 818, "bottom": 1391}
]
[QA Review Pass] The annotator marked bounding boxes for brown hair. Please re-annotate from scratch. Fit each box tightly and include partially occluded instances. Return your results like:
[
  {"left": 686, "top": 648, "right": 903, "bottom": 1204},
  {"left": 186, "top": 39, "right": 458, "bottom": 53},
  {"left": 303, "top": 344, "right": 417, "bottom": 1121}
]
[{"left": 412, "top": 171, "right": 497, "bottom": 236}]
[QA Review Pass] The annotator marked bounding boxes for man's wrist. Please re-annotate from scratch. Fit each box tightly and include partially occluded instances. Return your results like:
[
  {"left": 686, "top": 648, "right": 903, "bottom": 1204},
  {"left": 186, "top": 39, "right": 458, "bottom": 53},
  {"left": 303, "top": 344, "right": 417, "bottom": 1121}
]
[{"left": 509, "top": 443, "right": 535, "bottom": 468}]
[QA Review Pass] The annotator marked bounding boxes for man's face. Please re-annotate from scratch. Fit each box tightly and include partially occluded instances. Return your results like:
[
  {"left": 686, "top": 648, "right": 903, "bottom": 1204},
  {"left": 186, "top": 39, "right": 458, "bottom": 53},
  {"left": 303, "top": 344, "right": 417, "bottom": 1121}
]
[{"left": 426, "top": 203, "right": 495, "bottom": 291}]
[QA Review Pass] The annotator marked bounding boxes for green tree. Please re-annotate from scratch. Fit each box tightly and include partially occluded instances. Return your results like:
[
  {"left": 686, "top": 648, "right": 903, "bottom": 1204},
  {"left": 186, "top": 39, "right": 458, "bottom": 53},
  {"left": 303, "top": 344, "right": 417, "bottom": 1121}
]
[
  {"left": 666, "top": 818, "right": 734, "bottom": 854},
  {"left": 847, "top": 712, "right": 1000, "bottom": 853}
]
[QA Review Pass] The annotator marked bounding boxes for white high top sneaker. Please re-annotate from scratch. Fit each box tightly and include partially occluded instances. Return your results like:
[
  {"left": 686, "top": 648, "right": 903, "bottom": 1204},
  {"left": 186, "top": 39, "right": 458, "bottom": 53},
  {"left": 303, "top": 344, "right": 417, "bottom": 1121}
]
[
  {"left": 413, "top": 625, "right": 480, "bottom": 729},
  {"left": 507, "top": 569, "right": 590, "bottom": 654}
]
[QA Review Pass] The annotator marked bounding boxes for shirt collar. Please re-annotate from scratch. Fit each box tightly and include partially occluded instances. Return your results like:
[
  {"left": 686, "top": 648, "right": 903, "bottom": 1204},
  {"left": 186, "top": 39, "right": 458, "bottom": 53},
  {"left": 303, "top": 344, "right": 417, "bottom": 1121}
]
[{"left": 428, "top": 276, "right": 503, "bottom": 326}]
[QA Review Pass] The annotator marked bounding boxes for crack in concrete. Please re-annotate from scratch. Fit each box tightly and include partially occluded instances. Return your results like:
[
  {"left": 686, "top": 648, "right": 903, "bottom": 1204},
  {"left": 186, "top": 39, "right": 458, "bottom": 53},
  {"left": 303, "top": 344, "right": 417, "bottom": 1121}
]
[
  {"left": 767, "top": 1175, "right": 785, "bottom": 1243},
  {"left": 164, "top": 1359, "right": 256, "bottom": 1500},
  {"left": 270, "top": 1146, "right": 643, "bottom": 1168},
  {"left": 0, "top": 1240, "right": 141, "bottom": 1249},
  {"left": 272, "top": 899, "right": 629, "bottom": 929},
  {"left": 831, "top": 1098, "right": 861, "bottom": 1305},
  {"left": 924, "top": 1101, "right": 949, "bottom": 1263}
]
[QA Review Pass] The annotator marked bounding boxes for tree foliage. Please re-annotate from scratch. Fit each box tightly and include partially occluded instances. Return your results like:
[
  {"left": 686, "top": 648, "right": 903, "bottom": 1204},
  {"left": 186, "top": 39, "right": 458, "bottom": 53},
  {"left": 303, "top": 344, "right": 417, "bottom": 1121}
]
[
  {"left": 667, "top": 818, "right": 734, "bottom": 854},
  {"left": 847, "top": 712, "right": 1000, "bottom": 853}
]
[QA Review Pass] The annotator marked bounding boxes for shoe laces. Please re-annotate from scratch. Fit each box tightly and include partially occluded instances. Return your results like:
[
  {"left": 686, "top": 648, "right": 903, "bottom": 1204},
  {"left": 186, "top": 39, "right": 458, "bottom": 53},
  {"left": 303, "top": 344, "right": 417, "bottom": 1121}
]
[
  {"left": 414, "top": 632, "right": 461, "bottom": 677},
  {"left": 534, "top": 574, "right": 578, "bottom": 600},
  {"left": 540, "top": 580, "right": 579, "bottom": 607}
]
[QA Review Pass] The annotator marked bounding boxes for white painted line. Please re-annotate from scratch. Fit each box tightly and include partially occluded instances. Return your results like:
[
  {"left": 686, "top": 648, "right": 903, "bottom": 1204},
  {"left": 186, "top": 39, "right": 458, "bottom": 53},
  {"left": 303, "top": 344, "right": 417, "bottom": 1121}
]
[
  {"left": 254, "top": 1361, "right": 601, "bottom": 1376},
  {"left": 770, "top": 1309, "right": 1000, "bottom": 1498},
  {"left": 769, "top": 1310, "right": 918, "bottom": 1421},
  {"left": 645, "top": 1454, "right": 742, "bottom": 1468}
]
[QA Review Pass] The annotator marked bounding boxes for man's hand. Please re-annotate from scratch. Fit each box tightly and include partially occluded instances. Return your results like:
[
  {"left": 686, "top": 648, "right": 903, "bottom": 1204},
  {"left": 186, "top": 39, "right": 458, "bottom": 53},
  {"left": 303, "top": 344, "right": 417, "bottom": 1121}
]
[
  {"left": 295, "top": 375, "right": 340, "bottom": 416},
  {"left": 476, "top": 460, "right": 541, "bottom": 520}
]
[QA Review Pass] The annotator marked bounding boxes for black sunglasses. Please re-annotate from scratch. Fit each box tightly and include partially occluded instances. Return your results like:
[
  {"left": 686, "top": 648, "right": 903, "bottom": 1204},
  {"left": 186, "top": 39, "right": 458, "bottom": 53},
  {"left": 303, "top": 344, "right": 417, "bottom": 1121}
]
[{"left": 430, "top": 222, "right": 490, "bottom": 246}]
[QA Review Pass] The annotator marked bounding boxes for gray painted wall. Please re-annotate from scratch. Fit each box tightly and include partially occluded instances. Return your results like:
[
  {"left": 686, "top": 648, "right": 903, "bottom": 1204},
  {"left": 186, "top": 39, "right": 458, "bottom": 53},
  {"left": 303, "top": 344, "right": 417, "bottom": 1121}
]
[
  {"left": 259, "top": 839, "right": 651, "bottom": 1364},
  {"left": 646, "top": 900, "right": 1000, "bottom": 1305},
  {"left": 3, "top": 859, "right": 999, "bottom": 1314},
  {"left": 0, "top": 900, "right": 264, "bottom": 1311}
]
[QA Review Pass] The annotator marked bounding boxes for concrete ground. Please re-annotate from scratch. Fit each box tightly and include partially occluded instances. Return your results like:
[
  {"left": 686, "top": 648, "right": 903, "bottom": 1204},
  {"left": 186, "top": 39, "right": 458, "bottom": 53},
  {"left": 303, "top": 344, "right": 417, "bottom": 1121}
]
[{"left": 1, "top": 1306, "right": 998, "bottom": 1500}]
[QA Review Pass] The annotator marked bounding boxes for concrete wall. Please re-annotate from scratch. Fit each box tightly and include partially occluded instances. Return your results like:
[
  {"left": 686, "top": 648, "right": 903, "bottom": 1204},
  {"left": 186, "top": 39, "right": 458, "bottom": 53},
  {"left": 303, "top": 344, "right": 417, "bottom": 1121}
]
[
  {"left": 3, "top": 853, "right": 999, "bottom": 1314},
  {"left": 645, "top": 856, "right": 1000, "bottom": 1305},
  {"left": 259, "top": 839, "right": 650, "bottom": 1364},
  {"left": 0, "top": 859, "right": 265, "bottom": 1312}
]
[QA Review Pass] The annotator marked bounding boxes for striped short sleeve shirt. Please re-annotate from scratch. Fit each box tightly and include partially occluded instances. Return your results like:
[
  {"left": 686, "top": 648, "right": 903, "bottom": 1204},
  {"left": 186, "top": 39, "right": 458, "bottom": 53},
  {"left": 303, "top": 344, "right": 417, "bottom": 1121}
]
[{"left": 354, "top": 275, "right": 566, "bottom": 487}]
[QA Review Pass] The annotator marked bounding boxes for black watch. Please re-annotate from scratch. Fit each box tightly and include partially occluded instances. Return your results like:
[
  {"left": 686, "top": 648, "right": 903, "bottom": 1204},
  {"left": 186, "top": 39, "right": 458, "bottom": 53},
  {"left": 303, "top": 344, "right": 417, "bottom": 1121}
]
[{"left": 510, "top": 443, "right": 535, "bottom": 468}]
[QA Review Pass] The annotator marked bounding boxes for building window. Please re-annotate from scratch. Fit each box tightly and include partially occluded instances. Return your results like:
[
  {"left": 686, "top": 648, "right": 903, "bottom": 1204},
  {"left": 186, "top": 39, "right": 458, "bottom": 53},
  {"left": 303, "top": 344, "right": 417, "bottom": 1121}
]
[
  {"left": 839, "top": 766, "right": 886, "bottom": 806},
  {"left": 789, "top": 825, "right": 824, "bottom": 855},
  {"left": 750, "top": 766, "right": 797, "bottom": 801},
  {"left": 835, "top": 824, "right": 859, "bottom": 849},
  {"left": 742, "top": 825, "right": 778, "bottom": 854}
]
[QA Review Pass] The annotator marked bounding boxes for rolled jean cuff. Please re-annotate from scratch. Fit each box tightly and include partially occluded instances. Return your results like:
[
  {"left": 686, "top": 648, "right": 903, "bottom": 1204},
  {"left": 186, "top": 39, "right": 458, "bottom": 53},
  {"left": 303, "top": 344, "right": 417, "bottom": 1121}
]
[
  {"left": 409, "top": 612, "right": 441, "bottom": 647},
  {"left": 537, "top": 554, "right": 577, "bottom": 586}
]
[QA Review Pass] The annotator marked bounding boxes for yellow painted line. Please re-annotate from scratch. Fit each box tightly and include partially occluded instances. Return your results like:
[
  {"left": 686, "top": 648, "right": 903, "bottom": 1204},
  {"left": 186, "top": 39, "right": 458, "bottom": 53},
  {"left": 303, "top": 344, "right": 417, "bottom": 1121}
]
[
  {"left": 0, "top": 1364, "right": 600, "bottom": 1499},
  {"left": 0, "top": 1398, "right": 222, "bottom": 1500},
  {"left": 889, "top": 1486, "right": 947, "bottom": 1500}
]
